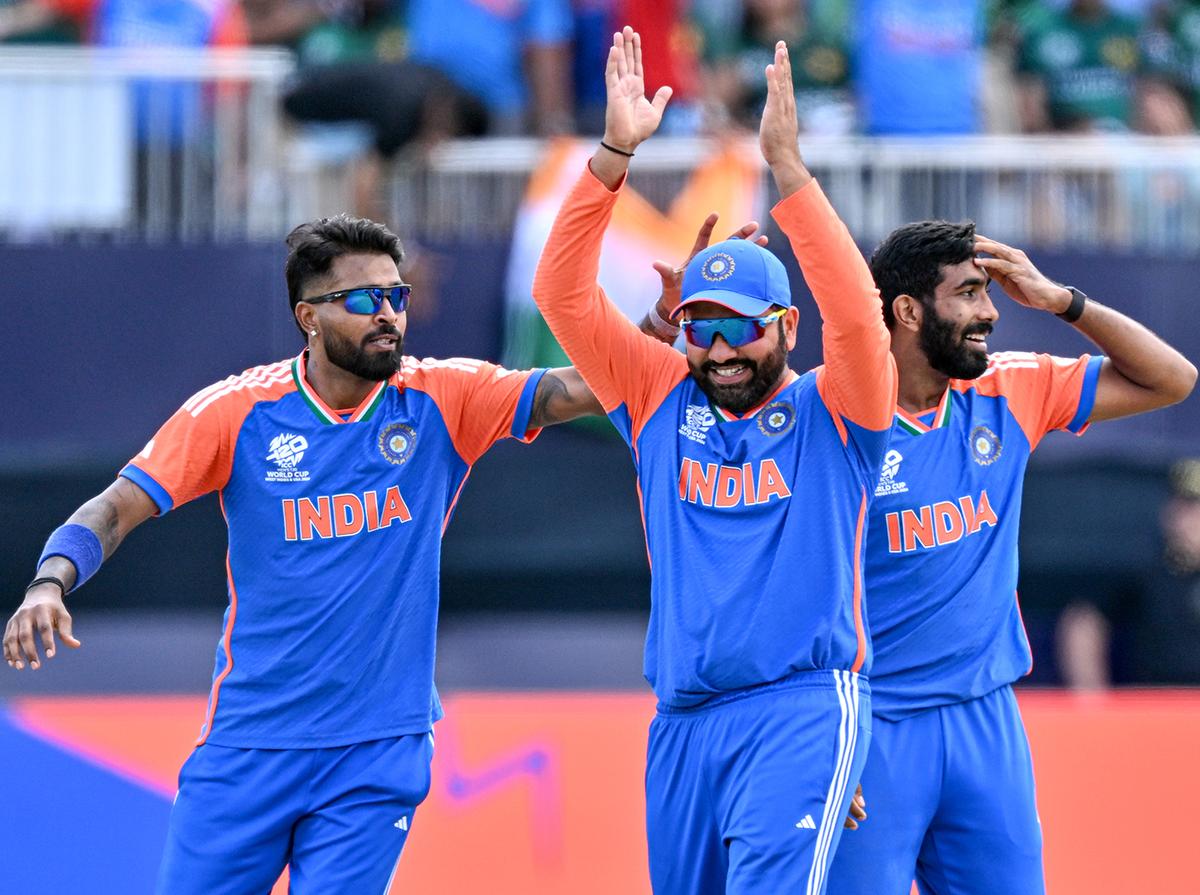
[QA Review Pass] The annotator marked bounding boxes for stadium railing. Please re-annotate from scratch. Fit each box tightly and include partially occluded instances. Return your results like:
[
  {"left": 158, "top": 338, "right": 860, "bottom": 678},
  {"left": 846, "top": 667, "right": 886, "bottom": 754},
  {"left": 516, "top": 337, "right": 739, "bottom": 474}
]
[
  {"left": 0, "top": 45, "right": 293, "bottom": 241},
  {"left": 3, "top": 44, "right": 1200, "bottom": 251},
  {"left": 381, "top": 135, "right": 1200, "bottom": 252}
]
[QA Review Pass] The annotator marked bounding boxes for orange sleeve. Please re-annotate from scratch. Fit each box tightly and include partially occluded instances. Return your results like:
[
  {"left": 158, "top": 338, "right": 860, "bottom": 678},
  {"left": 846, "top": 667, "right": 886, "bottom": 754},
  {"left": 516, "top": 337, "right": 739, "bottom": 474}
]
[
  {"left": 409, "top": 358, "right": 546, "bottom": 466},
  {"left": 120, "top": 388, "right": 241, "bottom": 514},
  {"left": 771, "top": 180, "right": 897, "bottom": 432},
  {"left": 981, "top": 352, "right": 1100, "bottom": 450},
  {"left": 531, "top": 164, "right": 687, "bottom": 437}
]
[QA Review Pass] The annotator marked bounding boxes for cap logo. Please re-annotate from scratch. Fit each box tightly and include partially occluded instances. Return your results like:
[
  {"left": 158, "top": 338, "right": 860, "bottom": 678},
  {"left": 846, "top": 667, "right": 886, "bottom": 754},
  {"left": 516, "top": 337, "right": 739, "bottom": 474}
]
[{"left": 701, "top": 253, "right": 736, "bottom": 282}]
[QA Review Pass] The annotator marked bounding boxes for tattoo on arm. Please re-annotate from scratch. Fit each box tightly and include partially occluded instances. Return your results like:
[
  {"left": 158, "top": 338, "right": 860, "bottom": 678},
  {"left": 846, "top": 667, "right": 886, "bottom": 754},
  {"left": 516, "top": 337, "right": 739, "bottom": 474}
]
[
  {"left": 69, "top": 494, "right": 122, "bottom": 558},
  {"left": 529, "top": 368, "right": 605, "bottom": 428},
  {"left": 531, "top": 370, "right": 572, "bottom": 428}
]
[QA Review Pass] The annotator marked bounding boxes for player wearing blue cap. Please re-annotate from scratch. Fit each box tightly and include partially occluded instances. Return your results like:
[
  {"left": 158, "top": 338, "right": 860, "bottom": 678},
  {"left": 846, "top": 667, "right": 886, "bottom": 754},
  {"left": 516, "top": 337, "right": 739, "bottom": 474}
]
[
  {"left": 533, "top": 29, "right": 895, "bottom": 894},
  {"left": 822, "top": 222, "right": 1196, "bottom": 895}
]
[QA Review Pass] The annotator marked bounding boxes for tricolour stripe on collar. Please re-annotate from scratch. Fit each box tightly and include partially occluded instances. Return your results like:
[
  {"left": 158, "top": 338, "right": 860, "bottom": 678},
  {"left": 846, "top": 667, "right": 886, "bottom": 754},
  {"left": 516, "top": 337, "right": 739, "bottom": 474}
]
[
  {"left": 894, "top": 386, "right": 952, "bottom": 435},
  {"left": 291, "top": 351, "right": 389, "bottom": 425},
  {"left": 710, "top": 370, "right": 800, "bottom": 422}
]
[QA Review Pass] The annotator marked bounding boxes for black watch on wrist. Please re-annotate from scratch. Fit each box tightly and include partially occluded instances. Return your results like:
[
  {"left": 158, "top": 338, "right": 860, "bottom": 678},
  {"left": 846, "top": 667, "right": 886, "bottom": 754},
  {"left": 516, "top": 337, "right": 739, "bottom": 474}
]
[{"left": 1057, "top": 286, "right": 1087, "bottom": 323}]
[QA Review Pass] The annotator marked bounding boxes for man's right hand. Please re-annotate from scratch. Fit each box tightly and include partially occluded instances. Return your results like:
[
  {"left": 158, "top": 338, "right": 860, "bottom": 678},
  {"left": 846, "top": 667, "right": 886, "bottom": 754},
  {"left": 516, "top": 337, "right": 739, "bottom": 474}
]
[
  {"left": 759, "top": 41, "right": 812, "bottom": 198},
  {"left": 602, "top": 26, "right": 672, "bottom": 155},
  {"left": 591, "top": 26, "right": 673, "bottom": 190},
  {"left": 4, "top": 584, "right": 80, "bottom": 671}
]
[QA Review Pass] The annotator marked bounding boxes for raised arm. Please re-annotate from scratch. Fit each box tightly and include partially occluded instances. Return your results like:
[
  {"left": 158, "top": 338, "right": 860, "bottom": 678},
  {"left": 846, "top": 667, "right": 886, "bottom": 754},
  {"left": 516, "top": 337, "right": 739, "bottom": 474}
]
[
  {"left": 761, "top": 41, "right": 895, "bottom": 432},
  {"left": 974, "top": 236, "right": 1197, "bottom": 421},
  {"left": 4, "top": 477, "right": 157, "bottom": 670},
  {"left": 532, "top": 27, "right": 684, "bottom": 420}
]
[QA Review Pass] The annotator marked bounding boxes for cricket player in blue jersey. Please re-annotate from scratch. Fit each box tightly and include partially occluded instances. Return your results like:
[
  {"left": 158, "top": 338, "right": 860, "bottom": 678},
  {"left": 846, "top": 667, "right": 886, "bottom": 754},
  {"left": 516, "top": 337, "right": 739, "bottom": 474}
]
[
  {"left": 823, "top": 222, "right": 1196, "bottom": 894},
  {"left": 534, "top": 30, "right": 896, "bottom": 894},
  {"left": 3, "top": 215, "right": 611, "bottom": 893}
]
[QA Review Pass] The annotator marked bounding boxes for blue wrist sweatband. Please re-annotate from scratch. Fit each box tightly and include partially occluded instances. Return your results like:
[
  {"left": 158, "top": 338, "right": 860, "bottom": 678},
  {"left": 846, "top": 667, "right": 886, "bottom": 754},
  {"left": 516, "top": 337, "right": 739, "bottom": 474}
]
[{"left": 38, "top": 523, "right": 104, "bottom": 593}]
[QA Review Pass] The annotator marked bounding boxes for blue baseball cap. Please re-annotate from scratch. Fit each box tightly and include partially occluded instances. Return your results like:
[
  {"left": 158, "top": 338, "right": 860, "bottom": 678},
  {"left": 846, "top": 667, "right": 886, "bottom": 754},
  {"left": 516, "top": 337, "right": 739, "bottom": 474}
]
[{"left": 671, "top": 239, "right": 792, "bottom": 319}]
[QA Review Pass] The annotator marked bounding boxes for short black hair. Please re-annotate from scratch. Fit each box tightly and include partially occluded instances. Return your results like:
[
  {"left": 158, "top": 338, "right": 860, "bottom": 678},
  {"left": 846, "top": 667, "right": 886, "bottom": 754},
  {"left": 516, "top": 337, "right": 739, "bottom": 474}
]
[
  {"left": 869, "top": 220, "right": 976, "bottom": 328},
  {"left": 284, "top": 214, "right": 405, "bottom": 331}
]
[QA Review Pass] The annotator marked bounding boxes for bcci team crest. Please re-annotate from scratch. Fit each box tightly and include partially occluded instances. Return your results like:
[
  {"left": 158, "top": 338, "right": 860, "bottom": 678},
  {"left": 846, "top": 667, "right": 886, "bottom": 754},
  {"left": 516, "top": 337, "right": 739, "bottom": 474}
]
[
  {"left": 758, "top": 402, "right": 795, "bottom": 436},
  {"left": 379, "top": 423, "right": 417, "bottom": 465},
  {"left": 701, "top": 253, "right": 736, "bottom": 282},
  {"left": 970, "top": 425, "right": 1002, "bottom": 466}
]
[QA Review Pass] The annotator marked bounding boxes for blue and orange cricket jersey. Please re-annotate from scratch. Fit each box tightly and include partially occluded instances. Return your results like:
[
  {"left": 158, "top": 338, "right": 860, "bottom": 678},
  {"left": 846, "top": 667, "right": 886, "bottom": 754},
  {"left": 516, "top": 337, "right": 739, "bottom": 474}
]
[
  {"left": 532, "top": 167, "right": 898, "bottom": 708},
  {"left": 864, "top": 351, "right": 1103, "bottom": 719},
  {"left": 121, "top": 350, "right": 545, "bottom": 747}
]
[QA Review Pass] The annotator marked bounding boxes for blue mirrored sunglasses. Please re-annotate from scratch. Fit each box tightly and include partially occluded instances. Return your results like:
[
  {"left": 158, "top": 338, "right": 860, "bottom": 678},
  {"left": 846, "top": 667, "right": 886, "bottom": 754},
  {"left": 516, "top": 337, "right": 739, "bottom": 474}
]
[
  {"left": 303, "top": 284, "right": 411, "bottom": 315},
  {"left": 681, "top": 308, "right": 786, "bottom": 349}
]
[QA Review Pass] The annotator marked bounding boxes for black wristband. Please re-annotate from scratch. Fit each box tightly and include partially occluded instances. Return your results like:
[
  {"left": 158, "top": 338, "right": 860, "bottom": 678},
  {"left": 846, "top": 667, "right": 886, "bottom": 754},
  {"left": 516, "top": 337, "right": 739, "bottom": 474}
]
[
  {"left": 599, "top": 140, "right": 635, "bottom": 158},
  {"left": 26, "top": 576, "right": 66, "bottom": 597},
  {"left": 1057, "top": 286, "right": 1087, "bottom": 323}
]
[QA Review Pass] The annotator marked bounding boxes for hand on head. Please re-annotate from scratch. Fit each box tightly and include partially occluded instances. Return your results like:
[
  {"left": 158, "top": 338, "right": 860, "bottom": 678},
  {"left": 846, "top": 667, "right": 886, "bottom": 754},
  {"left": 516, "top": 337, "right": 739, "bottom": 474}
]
[{"left": 652, "top": 214, "right": 770, "bottom": 306}]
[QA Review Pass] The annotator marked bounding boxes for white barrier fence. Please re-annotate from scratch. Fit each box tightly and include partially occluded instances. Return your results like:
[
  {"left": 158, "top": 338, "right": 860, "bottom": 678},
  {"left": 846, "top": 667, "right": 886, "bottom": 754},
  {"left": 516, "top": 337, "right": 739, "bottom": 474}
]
[
  {"left": 382, "top": 136, "right": 1200, "bottom": 252},
  {"left": 0, "top": 46, "right": 293, "bottom": 240},
  {"left": 2, "top": 46, "right": 1200, "bottom": 251}
]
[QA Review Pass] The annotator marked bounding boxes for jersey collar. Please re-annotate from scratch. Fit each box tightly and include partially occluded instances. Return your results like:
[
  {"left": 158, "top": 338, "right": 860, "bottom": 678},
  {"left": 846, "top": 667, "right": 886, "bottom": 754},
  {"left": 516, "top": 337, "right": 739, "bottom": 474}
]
[
  {"left": 710, "top": 369, "right": 800, "bottom": 422},
  {"left": 894, "top": 386, "right": 952, "bottom": 436},
  {"left": 291, "top": 350, "right": 390, "bottom": 425}
]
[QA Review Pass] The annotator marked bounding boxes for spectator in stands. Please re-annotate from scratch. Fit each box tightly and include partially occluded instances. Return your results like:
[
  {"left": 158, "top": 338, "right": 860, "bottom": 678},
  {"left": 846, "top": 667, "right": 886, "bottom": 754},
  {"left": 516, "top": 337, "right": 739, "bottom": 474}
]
[
  {"left": 1058, "top": 458, "right": 1200, "bottom": 688},
  {"left": 406, "top": 0, "right": 574, "bottom": 137},
  {"left": 1138, "top": 0, "right": 1200, "bottom": 133},
  {"left": 1016, "top": 0, "right": 1142, "bottom": 132},
  {"left": 570, "top": 0, "right": 704, "bottom": 136},
  {"left": 278, "top": 1, "right": 486, "bottom": 161},
  {"left": 1123, "top": 459, "right": 1200, "bottom": 683},
  {"left": 696, "top": 0, "right": 853, "bottom": 135},
  {"left": 853, "top": 0, "right": 986, "bottom": 135},
  {"left": 0, "top": 0, "right": 84, "bottom": 42}
]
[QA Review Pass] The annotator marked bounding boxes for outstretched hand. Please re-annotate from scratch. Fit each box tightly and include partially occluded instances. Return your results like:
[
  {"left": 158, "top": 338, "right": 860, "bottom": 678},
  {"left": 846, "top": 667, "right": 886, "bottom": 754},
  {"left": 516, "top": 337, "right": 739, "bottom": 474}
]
[
  {"left": 760, "top": 41, "right": 802, "bottom": 171},
  {"left": 651, "top": 214, "right": 769, "bottom": 309},
  {"left": 4, "top": 586, "right": 81, "bottom": 671},
  {"left": 974, "top": 236, "right": 1072, "bottom": 314},
  {"left": 603, "top": 26, "right": 672, "bottom": 154}
]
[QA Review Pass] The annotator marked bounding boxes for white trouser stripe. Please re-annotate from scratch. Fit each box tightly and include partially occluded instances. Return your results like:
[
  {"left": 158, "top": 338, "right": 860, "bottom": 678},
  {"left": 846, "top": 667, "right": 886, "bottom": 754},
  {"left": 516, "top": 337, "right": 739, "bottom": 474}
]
[
  {"left": 380, "top": 849, "right": 403, "bottom": 895},
  {"left": 805, "top": 670, "right": 860, "bottom": 895}
]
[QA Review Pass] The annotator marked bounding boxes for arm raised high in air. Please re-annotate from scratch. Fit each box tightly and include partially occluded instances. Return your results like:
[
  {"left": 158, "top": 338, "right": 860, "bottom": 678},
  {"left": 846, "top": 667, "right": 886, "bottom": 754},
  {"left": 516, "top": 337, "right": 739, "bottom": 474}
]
[
  {"left": 532, "top": 26, "right": 686, "bottom": 425},
  {"left": 761, "top": 41, "right": 896, "bottom": 433}
]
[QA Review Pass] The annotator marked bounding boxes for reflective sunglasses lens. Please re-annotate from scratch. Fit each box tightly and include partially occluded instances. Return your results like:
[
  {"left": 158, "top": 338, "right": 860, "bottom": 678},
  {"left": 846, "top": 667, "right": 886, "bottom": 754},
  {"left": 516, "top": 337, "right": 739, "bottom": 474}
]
[
  {"left": 390, "top": 285, "right": 411, "bottom": 312},
  {"left": 342, "top": 290, "right": 379, "bottom": 314},
  {"left": 684, "top": 318, "right": 762, "bottom": 349},
  {"left": 342, "top": 286, "right": 411, "bottom": 315}
]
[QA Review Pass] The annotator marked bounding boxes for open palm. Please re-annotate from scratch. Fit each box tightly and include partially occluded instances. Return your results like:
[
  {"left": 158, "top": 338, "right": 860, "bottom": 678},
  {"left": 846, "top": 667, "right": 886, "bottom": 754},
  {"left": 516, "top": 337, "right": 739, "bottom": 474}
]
[{"left": 604, "top": 26, "right": 672, "bottom": 152}]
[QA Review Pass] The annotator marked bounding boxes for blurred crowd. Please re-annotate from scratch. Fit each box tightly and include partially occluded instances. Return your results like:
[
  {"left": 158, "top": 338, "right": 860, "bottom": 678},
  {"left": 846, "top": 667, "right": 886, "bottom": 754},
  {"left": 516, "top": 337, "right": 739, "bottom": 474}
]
[
  {"left": 8, "top": 0, "right": 1200, "bottom": 148},
  {"left": 1058, "top": 458, "right": 1200, "bottom": 689}
]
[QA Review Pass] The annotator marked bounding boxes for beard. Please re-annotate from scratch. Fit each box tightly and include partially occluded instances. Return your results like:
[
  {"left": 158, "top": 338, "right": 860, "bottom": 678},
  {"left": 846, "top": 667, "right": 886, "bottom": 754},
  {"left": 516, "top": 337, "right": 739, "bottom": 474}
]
[
  {"left": 323, "top": 325, "right": 404, "bottom": 381},
  {"left": 689, "top": 326, "right": 789, "bottom": 414},
  {"left": 919, "top": 309, "right": 991, "bottom": 380}
]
